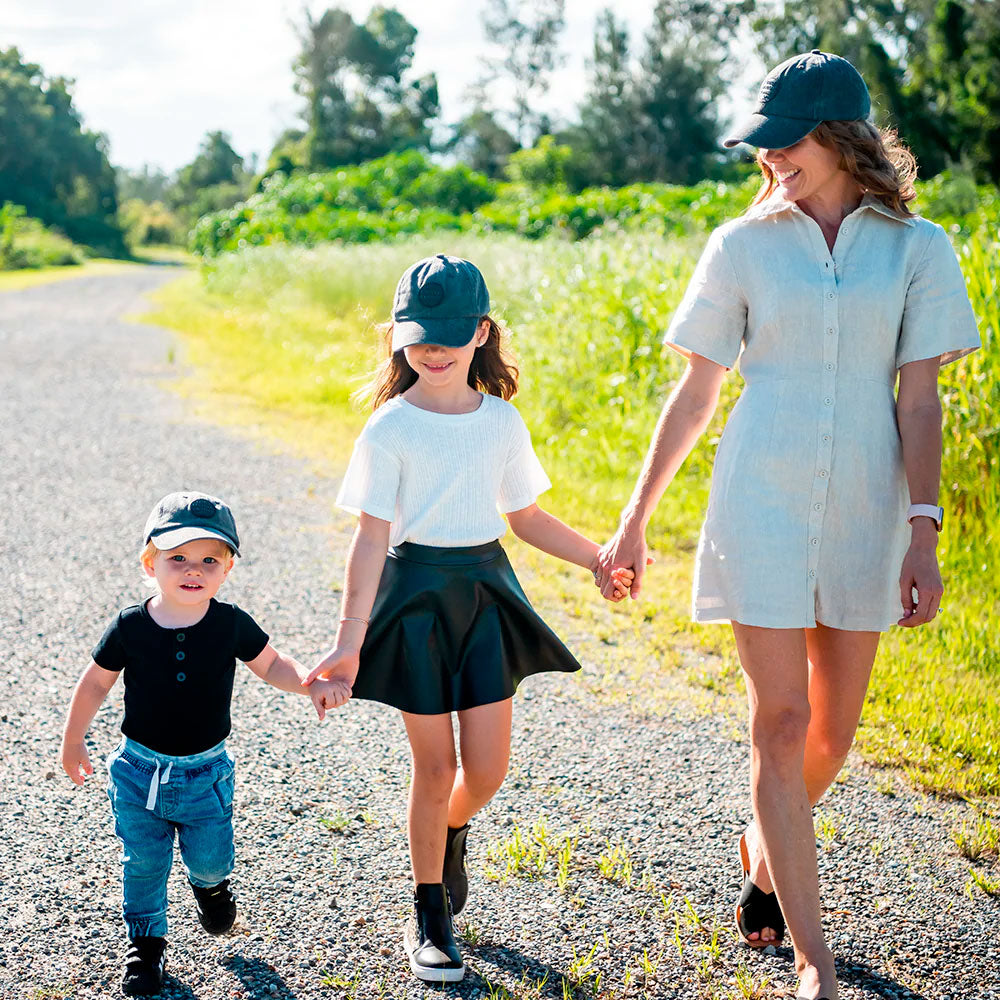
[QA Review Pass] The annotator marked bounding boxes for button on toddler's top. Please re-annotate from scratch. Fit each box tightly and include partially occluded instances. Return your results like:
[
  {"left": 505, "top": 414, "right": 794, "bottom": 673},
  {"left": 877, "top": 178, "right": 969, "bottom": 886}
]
[{"left": 665, "top": 194, "right": 980, "bottom": 630}]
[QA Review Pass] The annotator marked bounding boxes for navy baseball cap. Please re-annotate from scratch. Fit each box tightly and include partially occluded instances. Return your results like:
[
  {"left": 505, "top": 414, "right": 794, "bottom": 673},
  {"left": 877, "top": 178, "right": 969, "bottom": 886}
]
[
  {"left": 143, "top": 492, "right": 241, "bottom": 556},
  {"left": 724, "top": 50, "right": 871, "bottom": 150},
  {"left": 391, "top": 254, "right": 490, "bottom": 351}
]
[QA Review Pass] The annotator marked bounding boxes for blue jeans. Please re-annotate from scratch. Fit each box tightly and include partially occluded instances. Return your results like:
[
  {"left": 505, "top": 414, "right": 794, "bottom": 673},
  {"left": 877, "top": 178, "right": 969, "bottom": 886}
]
[{"left": 106, "top": 737, "right": 235, "bottom": 938}]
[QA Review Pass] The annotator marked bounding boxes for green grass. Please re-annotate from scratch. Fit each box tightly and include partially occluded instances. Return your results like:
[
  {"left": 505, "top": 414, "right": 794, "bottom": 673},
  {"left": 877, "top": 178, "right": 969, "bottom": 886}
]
[
  {"left": 0, "top": 257, "right": 145, "bottom": 292},
  {"left": 148, "top": 224, "right": 999, "bottom": 800}
]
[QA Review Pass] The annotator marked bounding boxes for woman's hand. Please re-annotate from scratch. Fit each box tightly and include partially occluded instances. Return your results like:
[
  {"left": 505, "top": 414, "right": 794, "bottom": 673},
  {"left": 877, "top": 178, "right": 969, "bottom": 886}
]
[
  {"left": 596, "top": 518, "right": 650, "bottom": 600},
  {"left": 897, "top": 523, "right": 943, "bottom": 627}
]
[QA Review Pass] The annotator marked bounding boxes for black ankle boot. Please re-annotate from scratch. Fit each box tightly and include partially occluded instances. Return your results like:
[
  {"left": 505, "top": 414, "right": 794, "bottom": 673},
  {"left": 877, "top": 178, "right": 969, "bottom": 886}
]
[
  {"left": 443, "top": 823, "right": 470, "bottom": 915},
  {"left": 190, "top": 878, "right": 237, "bottom": 934},
  {"left": 121, "top": 936, "right": 167, "bottom": 996},
  {"left": 403, "top": 882, "right": 465, "bottom": 982}
]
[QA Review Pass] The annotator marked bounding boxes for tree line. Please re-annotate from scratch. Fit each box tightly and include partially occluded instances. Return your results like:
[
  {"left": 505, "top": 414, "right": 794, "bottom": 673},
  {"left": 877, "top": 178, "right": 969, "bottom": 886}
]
[{"left": 1, "top": 1, "right": 997, "bottom": 254}]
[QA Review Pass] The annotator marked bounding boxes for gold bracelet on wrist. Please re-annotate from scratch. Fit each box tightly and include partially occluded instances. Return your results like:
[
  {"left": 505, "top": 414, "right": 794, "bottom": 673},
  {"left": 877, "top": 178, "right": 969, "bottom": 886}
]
[{"left": 339, "top": 616, "right": 369, "bottom": 626}]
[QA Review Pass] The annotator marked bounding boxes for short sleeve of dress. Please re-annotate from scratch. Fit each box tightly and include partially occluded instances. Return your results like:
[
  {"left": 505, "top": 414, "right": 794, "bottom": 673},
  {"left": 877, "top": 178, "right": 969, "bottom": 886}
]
[
  {"left": 232, "top": 605, "right": 270, "bottom": 662},
  {"left": 92, "top": 613, "right": 127, "bottom": 671},
  {"left": 336, "top": 431, "right": 400, "bottom": 521},
  {"left": 664, "top": 228, "right": 747, "bottom": 370},
  {"left": 896, "top": 224, "right": 980, "bottom": 368},
  {"left": 498, "top": 409, "right": 551, "bottom": 514}
]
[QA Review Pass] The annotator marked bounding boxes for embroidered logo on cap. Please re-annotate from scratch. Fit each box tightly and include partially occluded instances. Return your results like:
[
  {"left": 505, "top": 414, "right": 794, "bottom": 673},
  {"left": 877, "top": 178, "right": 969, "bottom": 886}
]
[
  {"left": 417, "top": 281, "right": 445, "bottom": 307},
  {"left": 190, "top": 498, "right": 217, "bottom": 518}
]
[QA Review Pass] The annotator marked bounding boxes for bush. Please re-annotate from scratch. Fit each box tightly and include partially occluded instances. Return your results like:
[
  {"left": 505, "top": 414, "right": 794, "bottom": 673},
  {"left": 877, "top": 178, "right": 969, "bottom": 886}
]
[{"left": 0, "top": 202, "right": 84, "bottom": 269}]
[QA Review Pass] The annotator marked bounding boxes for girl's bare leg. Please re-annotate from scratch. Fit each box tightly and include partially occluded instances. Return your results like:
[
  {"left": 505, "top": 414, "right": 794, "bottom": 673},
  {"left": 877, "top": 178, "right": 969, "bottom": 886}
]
[
  {"left": 448, "top": 698, "right": 513, "bottom": 827},
  {"left": 732, "top": 623, "right": 837, "bottom": 1000},
  {"left": 402, "top": 712, "right": 457, "bottom": 884}
]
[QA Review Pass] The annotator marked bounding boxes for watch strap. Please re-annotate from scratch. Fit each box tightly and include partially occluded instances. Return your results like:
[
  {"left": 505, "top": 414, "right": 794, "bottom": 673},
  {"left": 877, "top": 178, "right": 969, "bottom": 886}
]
[{"left": 907, "top": 503, "right": 943, "bottom": 530}]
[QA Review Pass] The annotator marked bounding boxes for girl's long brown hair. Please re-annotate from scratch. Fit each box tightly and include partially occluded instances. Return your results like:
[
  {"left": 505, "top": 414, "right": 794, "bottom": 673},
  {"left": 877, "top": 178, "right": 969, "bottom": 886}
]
[
  {"left": 752, "top": 119, "right": 918, "bottom": 215},
  {"left": 359, "top": 316, "right": 520, "bottom": 410}
]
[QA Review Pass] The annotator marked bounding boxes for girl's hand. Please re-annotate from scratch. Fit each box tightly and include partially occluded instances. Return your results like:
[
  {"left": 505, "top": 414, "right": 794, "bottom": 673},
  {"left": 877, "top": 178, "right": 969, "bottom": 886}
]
[
  {"left": 304, "top": 647, "right": 361, "bottom": 689},
  {"left": 897, "top": 533, "right": 944, "bottom": 627},
  {"left": 603, "top": 567, "right": 635, "bottom": 603},
  {"left": 307, "top": 678, "right": 352, "bottom": 719},
  {"left": 61, "top": 739, "right": 93, "bottom": 786}
]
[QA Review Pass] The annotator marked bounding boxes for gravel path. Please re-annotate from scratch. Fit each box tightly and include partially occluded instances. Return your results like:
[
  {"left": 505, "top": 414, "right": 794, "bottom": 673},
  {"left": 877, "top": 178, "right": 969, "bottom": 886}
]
[{"left": 1, "top": 269, "right": 996, "bottom": 1000}]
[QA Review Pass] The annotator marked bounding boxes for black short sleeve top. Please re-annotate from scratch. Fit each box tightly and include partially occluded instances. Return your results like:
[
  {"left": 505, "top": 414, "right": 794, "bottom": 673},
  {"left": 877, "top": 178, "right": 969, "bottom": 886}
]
[{"left": 92, "top": 598, "right": 269, "bottom": 755}]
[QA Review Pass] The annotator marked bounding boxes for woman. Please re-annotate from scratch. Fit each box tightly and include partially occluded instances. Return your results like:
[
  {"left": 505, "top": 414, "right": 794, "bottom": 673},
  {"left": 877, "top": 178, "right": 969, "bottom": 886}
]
[{"left": 596, "top": 50, "right": 979, "bottom": 1000}]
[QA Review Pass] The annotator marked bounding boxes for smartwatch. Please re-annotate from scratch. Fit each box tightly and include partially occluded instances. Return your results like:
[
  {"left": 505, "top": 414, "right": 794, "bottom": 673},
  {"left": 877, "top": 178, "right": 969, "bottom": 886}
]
[{"left": 907, "top": 503, "right": 943, "bottom": 531}]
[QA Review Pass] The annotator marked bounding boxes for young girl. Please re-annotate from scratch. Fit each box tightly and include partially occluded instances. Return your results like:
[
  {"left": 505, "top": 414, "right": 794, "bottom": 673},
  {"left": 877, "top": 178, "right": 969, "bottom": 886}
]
[{"left": 305, "top": 254, "right": 631, "bottom": 983}]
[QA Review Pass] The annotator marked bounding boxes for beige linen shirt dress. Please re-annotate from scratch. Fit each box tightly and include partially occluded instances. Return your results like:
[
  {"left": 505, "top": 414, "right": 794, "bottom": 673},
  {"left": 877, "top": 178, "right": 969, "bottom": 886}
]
[{"left": 665, "top": 194, "right": 980, "bottom": 631}]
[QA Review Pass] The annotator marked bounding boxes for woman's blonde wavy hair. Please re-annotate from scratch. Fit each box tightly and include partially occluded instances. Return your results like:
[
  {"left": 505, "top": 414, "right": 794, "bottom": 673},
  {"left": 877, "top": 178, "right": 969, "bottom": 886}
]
[
  {"left": 358, "top": 316, "right": 520, "bottom": 410},
  {"left": 753, "top": 119, "right": 918, "bottom": 216}
]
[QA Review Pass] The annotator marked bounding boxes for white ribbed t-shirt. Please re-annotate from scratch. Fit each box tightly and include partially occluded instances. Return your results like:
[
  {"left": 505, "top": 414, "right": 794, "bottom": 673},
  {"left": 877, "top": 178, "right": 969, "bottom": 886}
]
[{"left": 336, "top": 393, "right": 551, "bottom": 547}]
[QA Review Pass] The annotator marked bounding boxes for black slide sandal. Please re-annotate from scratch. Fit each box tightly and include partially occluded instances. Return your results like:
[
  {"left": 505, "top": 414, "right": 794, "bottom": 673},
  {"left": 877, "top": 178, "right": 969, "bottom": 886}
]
[{"left": 735, "top": 833, "right": 786, "bottom": 948}]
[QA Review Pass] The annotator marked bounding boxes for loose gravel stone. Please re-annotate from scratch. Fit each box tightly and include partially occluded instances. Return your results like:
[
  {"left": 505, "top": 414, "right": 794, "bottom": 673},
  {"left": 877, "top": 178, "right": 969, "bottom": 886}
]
[{"left": 1, "top": 270, "right": 997, "bottom": 1000}]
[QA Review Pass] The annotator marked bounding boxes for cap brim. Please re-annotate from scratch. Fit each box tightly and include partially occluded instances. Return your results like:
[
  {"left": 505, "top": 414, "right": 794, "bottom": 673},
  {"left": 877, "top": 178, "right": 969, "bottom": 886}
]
[
  {"left": 723, "top": 113, "right": 820, "bottom": 150},
  {"left": 392, "top": 316, "right": 480, "bottom": 351},
  {"left": 150, "top": 526, "right": 240, "bottom": 557}
]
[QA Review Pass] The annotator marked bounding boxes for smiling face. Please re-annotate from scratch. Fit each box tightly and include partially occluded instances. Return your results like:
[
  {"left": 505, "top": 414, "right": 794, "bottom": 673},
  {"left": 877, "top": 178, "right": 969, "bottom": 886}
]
[
  {"left": 759, "top": 133, "right": 848, "bottom": 204},
  {"left": 402, "top": 321, "right": 489, "bottom": 390},
  {"left": 142, "top": 537, "right": 234, "bottom": 607}
]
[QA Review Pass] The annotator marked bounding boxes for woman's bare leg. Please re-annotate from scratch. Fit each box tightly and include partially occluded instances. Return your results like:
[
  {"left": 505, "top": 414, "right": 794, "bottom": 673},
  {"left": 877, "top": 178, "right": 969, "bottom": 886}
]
[
  {"left": 747, "top": 625, "right": 879, "bottom": 891},
  {"left": 732, "top": 623, "right": 837, "bottom": 1000}
]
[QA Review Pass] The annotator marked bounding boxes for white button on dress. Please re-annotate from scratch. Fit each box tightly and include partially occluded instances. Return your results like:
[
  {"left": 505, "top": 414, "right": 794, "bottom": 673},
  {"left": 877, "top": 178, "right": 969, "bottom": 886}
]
[{"left": 665, "top": 194, "right": 980, "bottom": 631}]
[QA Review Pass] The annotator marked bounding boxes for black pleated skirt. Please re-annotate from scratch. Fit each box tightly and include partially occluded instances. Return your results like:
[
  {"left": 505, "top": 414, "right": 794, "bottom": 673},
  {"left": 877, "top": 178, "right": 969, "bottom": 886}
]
[{"left": 353, "top": 541, "right": 582, "bottom": 715}]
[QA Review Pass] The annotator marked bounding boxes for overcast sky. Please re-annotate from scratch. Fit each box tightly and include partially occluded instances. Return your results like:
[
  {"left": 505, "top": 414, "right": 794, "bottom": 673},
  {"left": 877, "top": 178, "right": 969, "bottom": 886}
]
[{"left": 1, "top": 0, "right": 738, "bottom": 174}]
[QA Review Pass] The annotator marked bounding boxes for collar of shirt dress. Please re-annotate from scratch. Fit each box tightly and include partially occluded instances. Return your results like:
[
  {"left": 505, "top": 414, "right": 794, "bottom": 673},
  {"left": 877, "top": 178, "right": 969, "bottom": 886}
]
[{"left": 747, "top": 191, "right": 916, "bottom": 227}]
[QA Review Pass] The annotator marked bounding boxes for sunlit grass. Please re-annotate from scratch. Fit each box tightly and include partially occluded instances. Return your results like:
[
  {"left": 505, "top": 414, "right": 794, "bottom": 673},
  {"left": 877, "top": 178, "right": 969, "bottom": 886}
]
[
  {"left": 149, "top": 226, "right": 998, "bottom": 799},
  {"left": 0, "top": 257, "right": 143, "bottom": 292}
]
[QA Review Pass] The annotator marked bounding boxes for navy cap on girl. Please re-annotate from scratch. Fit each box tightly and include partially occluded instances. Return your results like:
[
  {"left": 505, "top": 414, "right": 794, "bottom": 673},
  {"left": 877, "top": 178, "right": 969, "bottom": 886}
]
[{"left": 143, "top": 491, "right": 241, "bottom": 556}]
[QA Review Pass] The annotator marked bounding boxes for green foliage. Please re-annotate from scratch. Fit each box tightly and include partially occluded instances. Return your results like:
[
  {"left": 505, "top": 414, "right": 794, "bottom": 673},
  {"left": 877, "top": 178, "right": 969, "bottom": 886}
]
[
  {"left": 119, "top": 199, "right": 184, "bottom": 248},
  {"left": 0, "top": 202, "right": 84, "bottom": 269},
  {"left": 0, "top": 47, "right": 125, "bottom": 255},
  {"left": 289, "top": 5, "right": 438, "bottom": 172},
  {"left": 191, "top": 152, "right": 759, "bottom": 256},
  {"left": 504, "top": 135, "right": 573, "bottom": 188}
]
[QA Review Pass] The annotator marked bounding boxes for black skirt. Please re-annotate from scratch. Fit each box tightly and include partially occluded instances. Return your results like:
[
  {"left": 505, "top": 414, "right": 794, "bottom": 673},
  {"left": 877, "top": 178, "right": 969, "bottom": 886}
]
[{"left": 353, "top": 541, "right": 582, "bottom": 715}]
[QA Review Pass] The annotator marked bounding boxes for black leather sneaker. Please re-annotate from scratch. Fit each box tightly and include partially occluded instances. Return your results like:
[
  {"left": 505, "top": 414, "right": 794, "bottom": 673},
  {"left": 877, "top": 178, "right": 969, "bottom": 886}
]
[
  {"left": 121, "top": 936, "right": 166, "bottom": 996},
  {"left": 443, "top": 823, "right": 470, "bottom": 915},
  {"left": 190, "top": 879, "right": 237, "bottom": 934},
  {"left": 403, "top": 883, "right": 465, "bottom": 982}
]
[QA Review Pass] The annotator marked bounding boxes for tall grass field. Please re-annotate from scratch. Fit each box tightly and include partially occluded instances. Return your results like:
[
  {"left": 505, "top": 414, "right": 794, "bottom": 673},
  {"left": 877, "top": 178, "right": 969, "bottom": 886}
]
[{"left": 150, "top": 187, "right": 999, "bottom": 801}]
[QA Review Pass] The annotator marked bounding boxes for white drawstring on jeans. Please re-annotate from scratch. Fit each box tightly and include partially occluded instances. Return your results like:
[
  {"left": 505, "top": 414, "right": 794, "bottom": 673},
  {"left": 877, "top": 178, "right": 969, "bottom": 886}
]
[{"left": 144, "top": 760, "right": 173, "bottom": 811}]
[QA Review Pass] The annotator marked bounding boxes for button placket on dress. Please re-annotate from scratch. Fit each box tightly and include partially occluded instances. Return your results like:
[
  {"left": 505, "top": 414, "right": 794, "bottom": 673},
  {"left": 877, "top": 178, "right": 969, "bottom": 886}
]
[{"left": 805, "top": 224, "right": 845, "bottom": 618}]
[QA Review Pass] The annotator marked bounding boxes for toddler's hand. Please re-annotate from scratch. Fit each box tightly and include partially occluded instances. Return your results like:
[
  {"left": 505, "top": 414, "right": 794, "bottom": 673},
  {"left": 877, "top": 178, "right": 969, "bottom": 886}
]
[
  {"left": 307, "top": 678, "right": 352, "bottom": 720},
  {"left": 61, "top": 739, "right": 93, "bottom": 786}
]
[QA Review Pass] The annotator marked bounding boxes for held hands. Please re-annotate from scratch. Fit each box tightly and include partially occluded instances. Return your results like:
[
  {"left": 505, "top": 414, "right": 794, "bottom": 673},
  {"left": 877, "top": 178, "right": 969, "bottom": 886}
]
[
  {"left": 61, "top": 738, "right": 93, "bottom": 786},
  {"left": 594, "top": 521, "right": 653, "bottom": 600},
  {"left": 897, "top": 529, "right": 944, "bottom": 627},
  {"left": 306, "top": 677, "right": 353, "bottom": 719},
  {"left": 303, "top": 647, "right": 360, "bottom": 708}
]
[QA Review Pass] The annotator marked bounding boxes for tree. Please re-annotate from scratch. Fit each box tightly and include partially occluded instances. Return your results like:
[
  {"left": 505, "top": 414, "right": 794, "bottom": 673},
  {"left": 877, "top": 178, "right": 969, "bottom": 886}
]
[
  {"left": 0, "top": 47, "right": 125, "bottom": 254},
  {"left": 168, "top": 131, "right": 248, "bottom": 228},
  {"left": 290, "top": 5, "right": 440, "bottom": 170},
  {"left": 447, "top": 109, "right": 520, "bottom": 178},
  {"left": 632, "top": 1, "right": 728, "bottom": 184},
  {"left": 480, "top": 0, "right": 567, "bottom": 146},
  {"left": 566, "top": 8, "right": 637, "bottom": 187}
]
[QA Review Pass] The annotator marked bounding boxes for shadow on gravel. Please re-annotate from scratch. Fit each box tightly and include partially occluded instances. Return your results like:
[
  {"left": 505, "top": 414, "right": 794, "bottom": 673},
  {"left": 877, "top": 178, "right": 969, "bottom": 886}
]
[
  {"left": 838, "top": 960, "right": 930, "bottom": 1000},
  {"left": 224, "top": 955, "right": 298, "bottom": 999},
  {"left": 464, "top": 945, "right": 580, "bottom": 998},
  {"left": 159, "top": 973, "right": 199, "bottom": 998}
]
